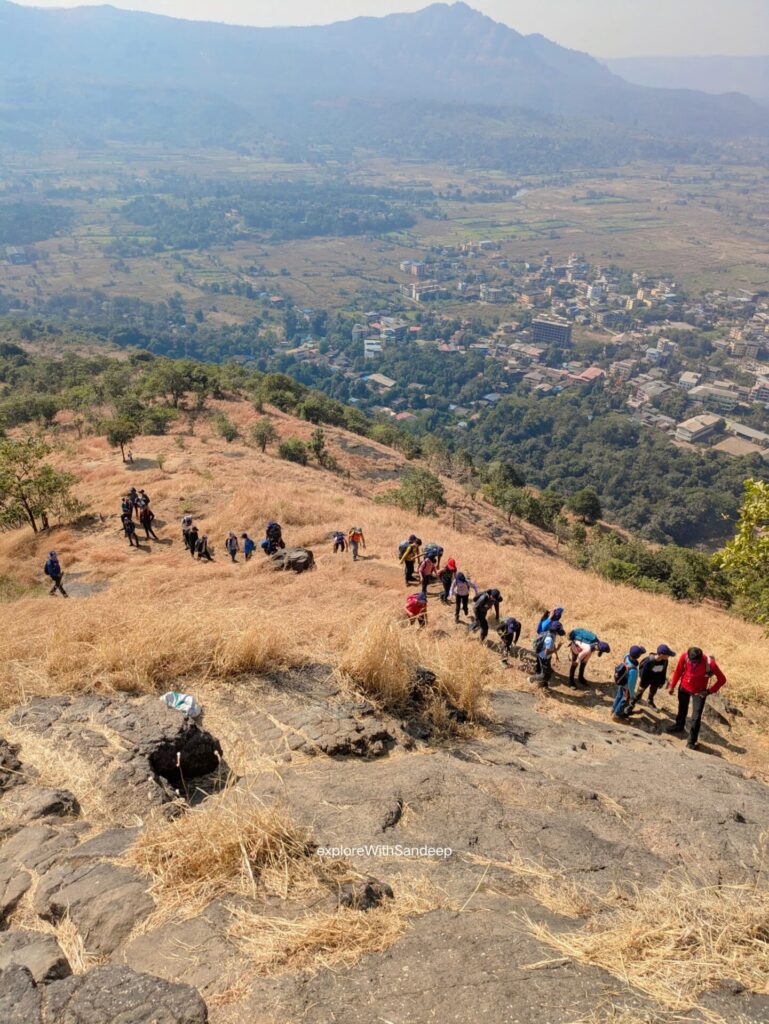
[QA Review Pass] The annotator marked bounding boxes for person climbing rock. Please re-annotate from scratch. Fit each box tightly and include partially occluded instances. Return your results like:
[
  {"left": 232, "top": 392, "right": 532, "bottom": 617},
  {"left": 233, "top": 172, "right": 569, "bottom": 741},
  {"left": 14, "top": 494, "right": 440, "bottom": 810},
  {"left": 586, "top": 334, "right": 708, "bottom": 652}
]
[
  {"left": 470, "top": 588, "right": 502, "bottom": 642},
  {"left": 122, "top": 513, "right": 140, "bottom": 548},
  {"left": 348, "top": 526, "right": 366, "bottom": 562},
  {"left": 628, "top": 644, "right": 676, "bottom": 711},
  {"left": 530, "top": 620, "right": 565, "bottom": 688},
  {"left": 611, "top": 645, "right": 646, "bottom": 721},
  {"left": 497, "top": 616, "right": 522, "bottom": 662},
  {"left": 400, "top": 536, "right": 421, "bottom": 585},
  {"left": 265, "top": 521, "right": 284, "bottom": 553},
  {"left": 44, "top": 551, "right": 68, "bottom": 597},
  {"left": 449, "top": 571, "right": 478, "bottom": 622},
  {"left": 406, "top": 591, "right": 428, "bottom": 627},
  {"left": 438, "top": 558, "right": 457, "bottom": 604},
  {"left": 242, "top": 533, "right": 255, "bottom": 561},
  {"left": 225, "top": 532, "right": 239, "bottom": 562},
  {"left": 567, "top": 628, "right": 610, "bottom": 689},
  {"left": 667, "top": 647, "right": 726, "bottom": 751},
  {"left": 139, "top": 505, "right": 159, "bottom": 541}
]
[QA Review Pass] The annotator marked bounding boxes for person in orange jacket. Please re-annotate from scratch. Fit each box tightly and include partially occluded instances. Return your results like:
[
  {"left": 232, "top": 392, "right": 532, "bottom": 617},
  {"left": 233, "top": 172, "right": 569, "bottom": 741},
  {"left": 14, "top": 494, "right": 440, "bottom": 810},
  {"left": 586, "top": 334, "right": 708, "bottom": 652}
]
[{"left": 667, "top": 646, "right": 726, "bottom": 751}]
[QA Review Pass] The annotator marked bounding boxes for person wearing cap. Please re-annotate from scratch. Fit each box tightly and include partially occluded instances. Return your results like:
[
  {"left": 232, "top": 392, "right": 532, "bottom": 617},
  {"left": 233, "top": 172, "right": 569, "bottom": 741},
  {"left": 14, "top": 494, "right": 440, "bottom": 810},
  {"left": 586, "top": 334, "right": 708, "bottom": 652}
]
[
  {"left": 450, "top": 571, "right": 479, "bottom": 622},
  {"left": 400, "top": 536, "right": 421, "bottom": 585},
  {"left": 437, "top": 558, "right": 457, "bottom": 604},
  {"left": 537, "top": 607, "right": 564, "bottom": 634},
  {"left": 628, "top": 644, "right": 676, "bottom": 711},
  {"left": 612, "top": 645, "right": 646, "bottom": 721},
  {"left": 567, "top": 633, "right": 611, "bottom": 689},
  {"left": 43, "top": 551, "right": 68, "bottom": 597},
  {"left": 498, "top": 616, "right": 522, "bottom": 662},
  {"left": 470, "top": 588, "right": 502, "bottom": 642},
  {"left": 667, "top": 646, "right": 727, "bottom": 750},
  {"left": 531, "top": 620, "right": 565, "bottom": 687},
  {"left": 405, "top": 591, "right": 428, "bottom": 627}
]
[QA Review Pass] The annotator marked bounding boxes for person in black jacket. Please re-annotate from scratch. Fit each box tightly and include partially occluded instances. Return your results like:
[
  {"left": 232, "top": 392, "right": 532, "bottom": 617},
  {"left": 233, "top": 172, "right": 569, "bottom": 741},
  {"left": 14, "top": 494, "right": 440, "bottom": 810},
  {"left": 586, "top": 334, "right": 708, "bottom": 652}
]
[
  {"left": 497, "top": 616, "right": 521, "bottom": 661},
  {"left": 186, "top": 525, "right": 199, "bottom": 558},
  {"left": 44, "top": 551, "right": 68, "bottom": 597},
  {"left": 122, "top": 513, "right": 140, "bottom": 547},
  {"left": 470, "top": 589, "right": 502, "bottom": 641},
  {"left": 628, "top": 644, "right": 676, "bottom": 711}
]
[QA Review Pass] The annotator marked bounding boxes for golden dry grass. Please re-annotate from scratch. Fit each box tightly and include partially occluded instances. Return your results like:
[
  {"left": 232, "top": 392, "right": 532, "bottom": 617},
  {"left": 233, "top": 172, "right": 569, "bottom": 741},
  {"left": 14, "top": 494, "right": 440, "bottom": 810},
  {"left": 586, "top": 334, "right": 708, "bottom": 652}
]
[
  {"left": 526, "top": 865, "right": 769, "bottom": 1012},
  {"left": 128, "top": 786, "right": 327, "bottom": 923}
]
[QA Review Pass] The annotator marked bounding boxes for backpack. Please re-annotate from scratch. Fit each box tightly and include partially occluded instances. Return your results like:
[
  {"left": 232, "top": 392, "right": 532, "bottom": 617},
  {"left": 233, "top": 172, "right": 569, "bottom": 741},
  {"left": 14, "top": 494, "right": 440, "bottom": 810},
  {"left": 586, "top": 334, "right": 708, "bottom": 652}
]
[
  {"left": 534, "top": 634, "right": 547, "bottom": 655},
  {"left": 614, "top": 661, "right": 629, "bottom": 686},
  {"left": 569, "top": 628, "right": 598, "bottom": 645},
  {"left": 267, "top": 522, "right": 282, "bottom": 540}
]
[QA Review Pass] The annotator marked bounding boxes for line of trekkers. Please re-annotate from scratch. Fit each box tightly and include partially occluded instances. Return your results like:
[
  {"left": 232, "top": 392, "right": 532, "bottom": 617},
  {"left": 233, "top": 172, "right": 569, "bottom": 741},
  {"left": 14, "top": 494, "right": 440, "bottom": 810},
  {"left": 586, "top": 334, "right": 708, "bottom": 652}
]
[
  {"left": 398, "top": 535, "right": 727, "bottom": 752},
  {"left": 179, "top": 517, "right": 286, "bottom": 562}
]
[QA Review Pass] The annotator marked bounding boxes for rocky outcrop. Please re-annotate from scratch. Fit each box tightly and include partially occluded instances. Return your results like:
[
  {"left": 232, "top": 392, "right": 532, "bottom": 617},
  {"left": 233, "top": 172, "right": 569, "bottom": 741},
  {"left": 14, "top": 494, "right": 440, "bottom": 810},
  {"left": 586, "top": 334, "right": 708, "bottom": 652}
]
[
  {"left": 0, "top": 932, "right": 71, "bottom": 984},
  {"left": 0, "top": 964, "right": 208, "bottom": 1024},
  {"left": 8, "top": 696, "right": 224, "bottom": 818},
  {"left": 269, "top": 547, "right": 315, "bottom": 573}
]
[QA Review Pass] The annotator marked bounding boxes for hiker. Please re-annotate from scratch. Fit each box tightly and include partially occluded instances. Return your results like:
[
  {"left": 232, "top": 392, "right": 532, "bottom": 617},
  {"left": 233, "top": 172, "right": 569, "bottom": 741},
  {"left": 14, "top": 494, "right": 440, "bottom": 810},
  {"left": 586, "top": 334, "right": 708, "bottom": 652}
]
[
  {"left": 531, "top": 620, "right": 565, "bottom": 688},
  {"left": 181, "top": 514, "right": 193, "bottom": 549},
  {"left": 122, "top": 513, "right": 140, "bottom": 548},
  {"left": 537, "top": 607, "right": 564, "bottom": 634},
  {"left": 332, "top": 531, "right": 347, "bottom": 554},
  {"left": 137, "top": 489, "right": 150, "bottom": 512},
  {"left": 139, "top": 505, "right": 159, "bottom": 540},
  {"left": 43, "top": 551, "right": 68, "bottom": 597},
  {"left": 348, "top": 526, "right": 366, "bottom": 562},
  {"left": 187, "top": 524, "right": 199, "bottom": 558},
  {"left": 450, "top": 571, "right": 479, "bottom": 622},
  {"left": 611, "top": 645, "right": 646, "bottom": 722},
  {"left": 567, "top": 628, "right": 611, "bottom": 689},
  {"left": 406, "top": 591, "right": 428, "bottom": 628},
  {"left": 498, "top": 616, "right": 522, "bottom": 661},
  {"left": 423, "top": 543, "right": 444, "bottom": 571},
  {"left": 667, "top": 647, "right": 726, "bottom": 751},
  {"left": 121, "top": 495, "right": 133, "bottom": 519},
  {"left": 265, "top": 521, "right": 284, "bottom": 553},
  {"left": 196, "top": 534, "right": 213, "bottom": 561},
  {"left": 128, "top": 487, "right": 139, "bottom": 517},
  {"left": 225, "top": 532, "right": 239, "bottom": 562},
  {"left": 628, "top": 644, "right": 676, "bottom": 711},
  {"left": 437, "top": 558, "right": 457, "bottom": 604},
  {"left": 242, "top": 533, "right": 255, "bottom": 561},
  {"left": 417, "top": 551, "right": 437, "bottom": 591},
  {"left": 399, "top": 535, "right": 421, "bottom": 585},
  {"left": 470, "top": 588, "right": 502, "bottom": 641},
  {"left": 125, "top": 448, "right": 134, "bottom": 464}
]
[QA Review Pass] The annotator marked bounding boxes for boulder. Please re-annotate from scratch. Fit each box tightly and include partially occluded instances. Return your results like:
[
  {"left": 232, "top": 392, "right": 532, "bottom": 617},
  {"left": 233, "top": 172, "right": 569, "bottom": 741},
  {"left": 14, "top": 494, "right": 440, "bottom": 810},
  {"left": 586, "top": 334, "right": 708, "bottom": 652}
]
[
  {"left": 0, "top": 739, "right": 23, "bottom": 792},
  {"left": 0, "top": 863, "right": 31, "bottom": 924},
  {"left": 0, "top": 787, "right": 79, "bottom": 825},
  {"left": 338, "top": 879, "right": 394, "bottom": 912},
  {"left": 8, "top": 696, "right": 224, "bottom": 819},
  {"left": 0, "top": 932, "right": 70, "bottom": 984},
  {"left": 34, "top": 861, "right": 153, "bottom": 956},
  {"left": 0, "top": 964, "right": 208, "bottom": 1024},
  {"left": 269, "top": 546, "right": 315, "bottom": 573}
]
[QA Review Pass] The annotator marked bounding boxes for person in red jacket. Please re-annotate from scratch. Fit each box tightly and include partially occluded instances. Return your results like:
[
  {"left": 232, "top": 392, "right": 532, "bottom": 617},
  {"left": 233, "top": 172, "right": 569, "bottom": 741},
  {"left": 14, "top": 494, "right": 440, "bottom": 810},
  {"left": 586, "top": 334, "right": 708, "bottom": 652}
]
[
  {"left": 667, "top": 646, "right": 726, "bottom": 750},
  {"left": 405, "top": 592, "right": 428, "bottom": 628}
]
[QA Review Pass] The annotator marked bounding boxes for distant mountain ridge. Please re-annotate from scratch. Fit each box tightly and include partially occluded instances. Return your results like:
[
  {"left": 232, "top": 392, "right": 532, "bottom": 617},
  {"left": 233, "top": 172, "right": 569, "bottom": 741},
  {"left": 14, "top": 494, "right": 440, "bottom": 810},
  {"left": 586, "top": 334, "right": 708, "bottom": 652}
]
[
  {"left": 0, "top": 1, "right": 768, "bottom": 158},
  {"left": 605, "top": 54, "right": 769, "bottom": 102}
]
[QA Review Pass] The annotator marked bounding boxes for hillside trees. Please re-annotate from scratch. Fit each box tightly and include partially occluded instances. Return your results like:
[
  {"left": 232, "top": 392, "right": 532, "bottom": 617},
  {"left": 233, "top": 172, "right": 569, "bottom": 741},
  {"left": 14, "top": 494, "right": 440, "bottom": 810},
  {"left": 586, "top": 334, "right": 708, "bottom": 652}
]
[
  {"left": 251, "top": 417, "right": 278, "bottom": 452},
  {"left": 102, "top": 417, "right": 137, "bottom": 461},
  {"left": 382, "top": 467, "right": 446, "bottom": 516},
  {"left": 0, "top": 435, "right": 83, "bottom": 533},
  {"left": 717, "top": 479, "right": 769, "bottom": 623}
]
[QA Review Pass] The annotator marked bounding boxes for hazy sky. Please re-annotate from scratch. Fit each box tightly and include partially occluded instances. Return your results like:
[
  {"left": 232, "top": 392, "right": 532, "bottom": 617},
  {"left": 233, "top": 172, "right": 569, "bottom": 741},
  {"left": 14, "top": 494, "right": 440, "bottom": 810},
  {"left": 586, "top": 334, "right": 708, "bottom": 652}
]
[{"left": 12, "top": 1, "right": 769, "bottom": 57}]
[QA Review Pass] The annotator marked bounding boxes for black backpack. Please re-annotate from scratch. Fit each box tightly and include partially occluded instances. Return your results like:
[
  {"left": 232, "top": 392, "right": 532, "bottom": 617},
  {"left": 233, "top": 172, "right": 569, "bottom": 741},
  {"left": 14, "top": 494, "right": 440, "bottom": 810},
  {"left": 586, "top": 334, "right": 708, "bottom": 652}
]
[
  {"left": 614, "top": 661, "right": 629, "bottom": 686},
  {"left": 534, "top": 634, "right": 546, "bottom": 655}
]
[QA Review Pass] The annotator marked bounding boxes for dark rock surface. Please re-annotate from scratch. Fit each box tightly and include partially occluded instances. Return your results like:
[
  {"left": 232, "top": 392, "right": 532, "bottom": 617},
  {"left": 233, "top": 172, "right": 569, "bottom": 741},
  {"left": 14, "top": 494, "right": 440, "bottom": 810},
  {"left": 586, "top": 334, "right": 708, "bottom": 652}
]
[
  {"left": 269, "top": 546, "right": 315, "bottom": 573},
  {"left": 8, "top": 696, "right": 224, "bottom": 818},
  {"left": 0, "top": 931, "right": 70, "bottom": 983},
  {"left": 0, "top": 964, "right": 208, "bottom": 1024}
]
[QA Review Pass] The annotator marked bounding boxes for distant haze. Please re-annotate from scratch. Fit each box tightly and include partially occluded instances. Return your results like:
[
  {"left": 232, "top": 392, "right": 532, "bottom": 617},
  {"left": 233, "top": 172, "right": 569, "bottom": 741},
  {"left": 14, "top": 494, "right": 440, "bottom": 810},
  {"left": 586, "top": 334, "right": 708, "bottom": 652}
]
[{"left": 11, "top": 0, "right": 769, "bottom": 58}]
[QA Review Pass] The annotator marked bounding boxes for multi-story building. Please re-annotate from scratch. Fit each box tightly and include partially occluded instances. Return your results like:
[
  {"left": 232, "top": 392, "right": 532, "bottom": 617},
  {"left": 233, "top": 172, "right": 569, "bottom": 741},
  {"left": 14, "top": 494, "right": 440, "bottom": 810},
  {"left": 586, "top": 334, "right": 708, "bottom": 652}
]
[
  {"left": 675, "top": 414, "right": 724, "bottom": 443},
  {"left": 531, "top": 316, "right": 572, "bottom": 347}
]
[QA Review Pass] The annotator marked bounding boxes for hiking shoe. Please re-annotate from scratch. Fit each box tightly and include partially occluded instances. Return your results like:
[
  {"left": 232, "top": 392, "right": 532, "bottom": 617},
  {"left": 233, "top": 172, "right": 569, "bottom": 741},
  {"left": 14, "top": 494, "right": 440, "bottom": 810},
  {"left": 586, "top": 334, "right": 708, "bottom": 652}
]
[
  {"left": 648, "top": 697, "right": 657, "bottom": 708},
  {"left": 611, "top": 715, "right": 625, "bottom": 723},
  {"left": 666, "top": 725, "right": 685, "bottom": 734},
  {"left": 686, "top": 741, "right": 698, "bottom": 751}
]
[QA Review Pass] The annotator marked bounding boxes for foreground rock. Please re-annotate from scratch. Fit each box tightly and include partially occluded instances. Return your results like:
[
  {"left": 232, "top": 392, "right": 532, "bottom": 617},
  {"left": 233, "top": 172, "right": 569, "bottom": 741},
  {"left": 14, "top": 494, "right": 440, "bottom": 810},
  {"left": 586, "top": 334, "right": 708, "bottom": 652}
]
[
  {"left": 0, "top": 932, "right": 70, "bottom": 984},
  {"left": 0, "top": 964, "right": 208, "bottom": 1023},
  {"left": 8, "top": 696, "right": 224, "bottom": 819},
  {"left": 269, "top": 547, "right": 314, "bottom": 573}
]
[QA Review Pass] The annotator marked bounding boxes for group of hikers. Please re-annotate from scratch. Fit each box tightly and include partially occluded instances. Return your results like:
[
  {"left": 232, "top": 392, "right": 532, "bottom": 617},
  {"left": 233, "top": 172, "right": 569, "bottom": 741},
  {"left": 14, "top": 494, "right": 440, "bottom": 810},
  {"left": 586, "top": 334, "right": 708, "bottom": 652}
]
[
  {"left": 120, "top": 487, "right": 158, "bottom": 546},
  {"left": 332, "top": 527, "right": 367, "bottom": 561},
  {"left": 180, "top": 517, "right": 286, "bottom": 562},
  {"left": 400, "top": 538, "right": 727, "bottom": 752}
]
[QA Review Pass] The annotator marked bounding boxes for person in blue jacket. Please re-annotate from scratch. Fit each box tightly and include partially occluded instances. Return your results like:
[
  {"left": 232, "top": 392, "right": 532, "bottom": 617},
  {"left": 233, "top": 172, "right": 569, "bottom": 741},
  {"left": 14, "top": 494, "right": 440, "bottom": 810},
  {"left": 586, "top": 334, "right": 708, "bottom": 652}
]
[
  {"left": 241, "top": 533, "right": 256, "bottom": 561},
  {"left": 44, "top": 551, "right": 68, "bottom": 597},
  {"left": 612, "top": 645, "right": 646, "bottom": 721}
]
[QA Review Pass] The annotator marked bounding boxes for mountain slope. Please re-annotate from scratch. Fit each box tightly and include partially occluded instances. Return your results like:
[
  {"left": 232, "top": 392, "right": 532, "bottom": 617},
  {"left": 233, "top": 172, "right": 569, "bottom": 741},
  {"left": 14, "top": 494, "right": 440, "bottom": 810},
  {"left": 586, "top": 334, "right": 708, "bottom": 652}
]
[
  {"left": 606, "top": 54, "right": 769, "bottom": 102},
  {"left": 0, "top": 0, "right": 767, "bottom": 145},
  {"left": 1, "top": 395, "right": 769, "bottom": 1023}
]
